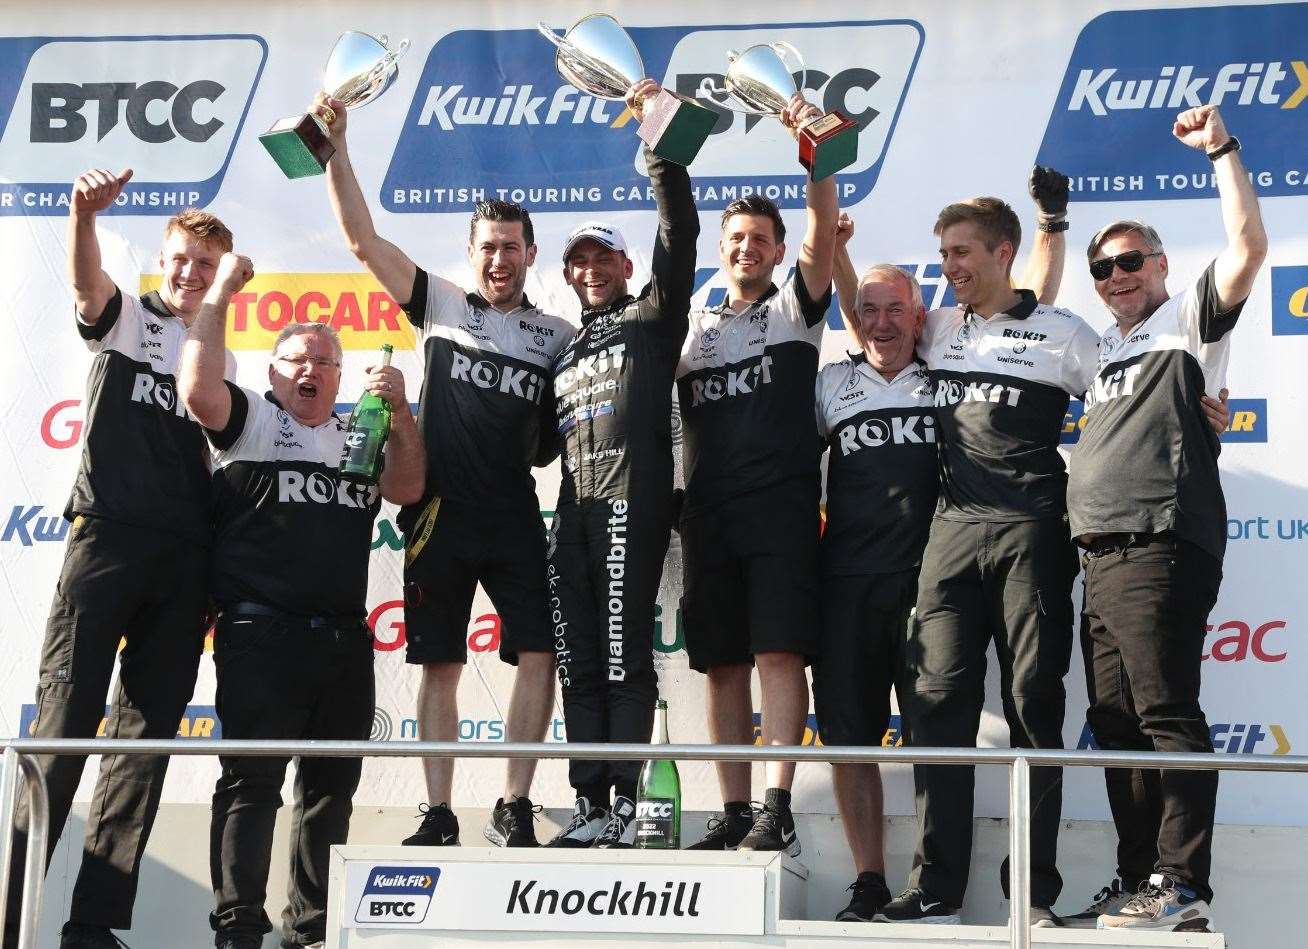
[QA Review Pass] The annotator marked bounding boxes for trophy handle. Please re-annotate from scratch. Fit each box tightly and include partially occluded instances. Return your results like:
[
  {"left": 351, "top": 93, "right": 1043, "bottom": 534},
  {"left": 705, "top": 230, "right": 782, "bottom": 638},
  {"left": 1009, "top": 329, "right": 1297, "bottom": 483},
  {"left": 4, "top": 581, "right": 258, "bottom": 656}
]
[
  {"left": 537, "top": 22, "right": 571, "bottom": 51},
  {"left": 698, "top": 50, "right": 768, "bottom": 115},
  {"left": 770, "top": 41, "right": 809, "bottom": 106}
]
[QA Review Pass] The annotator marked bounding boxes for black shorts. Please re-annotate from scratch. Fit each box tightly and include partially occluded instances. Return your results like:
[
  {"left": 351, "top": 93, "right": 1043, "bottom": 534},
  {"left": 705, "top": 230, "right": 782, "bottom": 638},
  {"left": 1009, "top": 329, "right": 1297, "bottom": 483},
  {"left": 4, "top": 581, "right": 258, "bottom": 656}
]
[
  {"left": 812, "top": 569, "right": 917, "bottom": 746},
  {"left": 401, "top": 497, "right": 549, "bottom": 666},
  {"left": 679, "top": 477, "right": 821, "bottom": 673}
]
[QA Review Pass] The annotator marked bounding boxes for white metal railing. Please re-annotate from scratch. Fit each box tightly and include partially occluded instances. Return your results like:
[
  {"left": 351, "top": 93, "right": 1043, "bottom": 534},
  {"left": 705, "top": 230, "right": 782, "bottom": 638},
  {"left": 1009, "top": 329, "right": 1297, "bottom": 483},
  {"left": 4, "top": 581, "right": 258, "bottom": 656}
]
[{"left": 2, "top": 738, "right": 1305, "bottom": 949}]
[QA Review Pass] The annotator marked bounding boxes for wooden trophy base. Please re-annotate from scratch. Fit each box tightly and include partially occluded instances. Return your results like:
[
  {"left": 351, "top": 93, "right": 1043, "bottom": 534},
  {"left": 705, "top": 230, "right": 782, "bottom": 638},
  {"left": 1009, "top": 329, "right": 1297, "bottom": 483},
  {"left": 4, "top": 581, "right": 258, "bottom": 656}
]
[
  {"left": 259, "top": 113, "right": 337, "bottom": 179},
  {"left": 636, "top": 89, "right": 718, "bottom": 166},
  {"left": 798, "top": 111, "right": 859, "bottom": 181}
]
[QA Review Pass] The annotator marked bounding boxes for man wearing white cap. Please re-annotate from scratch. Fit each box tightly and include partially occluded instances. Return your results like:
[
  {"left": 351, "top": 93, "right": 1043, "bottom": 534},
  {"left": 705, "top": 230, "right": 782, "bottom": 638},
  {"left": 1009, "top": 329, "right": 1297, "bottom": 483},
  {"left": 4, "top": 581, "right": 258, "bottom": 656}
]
[{"left": 543, "top": 79, "right": 698, "bottom": 848}]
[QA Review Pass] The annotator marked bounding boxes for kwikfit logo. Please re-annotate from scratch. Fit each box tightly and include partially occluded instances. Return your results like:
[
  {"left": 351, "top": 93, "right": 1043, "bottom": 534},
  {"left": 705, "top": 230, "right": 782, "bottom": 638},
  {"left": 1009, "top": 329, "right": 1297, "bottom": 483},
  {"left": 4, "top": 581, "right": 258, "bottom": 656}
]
[{"left": 1067, "top": 62, "right": 1305, "bottom": 116}]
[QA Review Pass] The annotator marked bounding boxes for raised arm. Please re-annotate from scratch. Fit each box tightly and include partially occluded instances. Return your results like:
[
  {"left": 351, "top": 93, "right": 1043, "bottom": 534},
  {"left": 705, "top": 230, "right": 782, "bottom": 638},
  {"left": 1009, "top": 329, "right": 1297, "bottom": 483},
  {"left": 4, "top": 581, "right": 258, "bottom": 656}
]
[
  {"left": 628, "top": 81, "right": 699, "bottom": 335},
  {"left": 780, "top": 96, "right": 839, "bottom": 298},
  {"left": 831, "top": 213, "right": 858, "bottom": 336},
  {"left": 1018, "top": 166, "right": 1069, "bottom": 305},
  {"left": 179, "top": 253, "right": 253, "bottom": 432},
  {"left": 319, "top": 94, "right": 418, "bottom": 305},
  {"left": 67, "top": 167, "right": 133, "bottom": 321},
  {"left": 1173, "top": 105, "right": 1267, "bottom": 310},
  {"left": 361, "top": 359, "right": 425, "bottom": 505}
]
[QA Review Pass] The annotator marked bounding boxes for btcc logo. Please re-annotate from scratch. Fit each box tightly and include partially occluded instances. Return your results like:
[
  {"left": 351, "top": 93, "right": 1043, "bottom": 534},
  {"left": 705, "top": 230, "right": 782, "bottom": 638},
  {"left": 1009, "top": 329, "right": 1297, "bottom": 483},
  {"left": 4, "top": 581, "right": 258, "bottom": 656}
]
[
  {"left": 31, "top": 80, "right": 225, "bottom": 143},
  {"left": 836, "top": 414, "right": 935, "bottom": 455},
  {"left": 1067, "top": 61, "right": 1306, "bottom": 116},
  {"left": 277, "top": 470, "right": 379, "bottom": 508},
  {"left": 450, "top": 352, "right": 544, "bottom": 403},
  {"left": 636, "top": 801, "right": 674, "bottom": 819},
  {"left": 688, "top": 356, "right": 773, "bottom": 407}
]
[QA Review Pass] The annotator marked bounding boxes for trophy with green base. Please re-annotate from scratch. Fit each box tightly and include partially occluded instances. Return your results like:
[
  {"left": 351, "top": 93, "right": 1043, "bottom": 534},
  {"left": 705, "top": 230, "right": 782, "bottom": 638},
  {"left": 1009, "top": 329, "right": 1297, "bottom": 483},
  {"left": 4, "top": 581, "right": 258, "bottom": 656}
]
[
  {"left": 700, "top": 42, "right": 858, "bottom": 181},
  {"left": 259, "top": 31, "right": 408, "bottom": 179},
  {"left": 538, "top": 15, "right": 716, "bottom": 166}
]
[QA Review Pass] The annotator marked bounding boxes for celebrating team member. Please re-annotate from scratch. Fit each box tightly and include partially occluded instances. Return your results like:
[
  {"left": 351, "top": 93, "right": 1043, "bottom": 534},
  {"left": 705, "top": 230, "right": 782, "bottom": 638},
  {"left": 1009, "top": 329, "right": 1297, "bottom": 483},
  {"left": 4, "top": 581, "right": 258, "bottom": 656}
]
[
  {"left": 4, "top": 171, "right": 232, "bottom": 949},
  {"left": 1065, "top": 104, "right": 1265, "bottom": 932},
  {"left": 677, "top": 96, "right": 839, "bottom": 856},
  {"left": 179, "top": 255, "right": 423, "bottom": 948},
  {"left": 818, "top": 223, "right": 936, "bottom": 921},
  {"left": 544, "top": 80, "right": 698, "bottom": 849},
  {"left": 319, "top": 93, "right": 573, "bottom": 848},
  {"left": 880, "top": 194, "right": 1101, "bottom": 927}
]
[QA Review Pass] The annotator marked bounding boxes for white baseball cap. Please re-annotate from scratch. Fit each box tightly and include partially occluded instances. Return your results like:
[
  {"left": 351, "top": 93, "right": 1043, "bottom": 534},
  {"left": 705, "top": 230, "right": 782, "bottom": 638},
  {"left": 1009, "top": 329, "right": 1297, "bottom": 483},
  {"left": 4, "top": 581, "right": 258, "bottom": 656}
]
[{"left": 562, "top": 221, "right": 628, "bottom": 262}]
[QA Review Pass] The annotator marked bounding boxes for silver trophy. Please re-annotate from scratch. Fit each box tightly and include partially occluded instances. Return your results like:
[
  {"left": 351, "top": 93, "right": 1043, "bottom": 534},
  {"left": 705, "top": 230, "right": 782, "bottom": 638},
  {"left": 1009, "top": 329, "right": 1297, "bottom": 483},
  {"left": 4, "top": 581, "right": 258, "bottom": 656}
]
[
  {"left": 538, "top": 15, "right": 716, "bottom": 165},
  {"left": 700, "top": 42, "right": 857, "bottom": 180},
  {"left": 259, "top": 31, "right": 409, "bottom": 179}
]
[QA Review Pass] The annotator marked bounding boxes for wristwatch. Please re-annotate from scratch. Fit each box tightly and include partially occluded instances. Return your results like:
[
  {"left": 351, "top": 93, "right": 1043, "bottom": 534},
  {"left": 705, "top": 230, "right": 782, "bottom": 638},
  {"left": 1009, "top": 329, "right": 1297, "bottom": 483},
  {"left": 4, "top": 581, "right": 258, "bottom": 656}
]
[
  {"left": 1207, "top": 136, "right": 1241, "bottom": 161},
  {"left": 1037, "top": 219, "right": 1070, "bottom": 233}
]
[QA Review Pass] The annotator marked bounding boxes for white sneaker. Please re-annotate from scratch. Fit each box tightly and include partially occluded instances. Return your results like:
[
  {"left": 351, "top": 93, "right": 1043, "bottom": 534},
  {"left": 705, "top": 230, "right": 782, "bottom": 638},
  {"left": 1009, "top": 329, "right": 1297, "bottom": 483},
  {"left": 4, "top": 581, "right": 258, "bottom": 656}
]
[
  {"left": 1063, "top": 878, "right": 1133, "bottom": 928},
  {"left": 593, "top": 796, "right": 638, "bottom": 848},
  {"left": 1098, "top": 874, "right": 1214, "bottom": 932},
  {"left": 545, "top": 797, "right": 609, "bottom": 848}
]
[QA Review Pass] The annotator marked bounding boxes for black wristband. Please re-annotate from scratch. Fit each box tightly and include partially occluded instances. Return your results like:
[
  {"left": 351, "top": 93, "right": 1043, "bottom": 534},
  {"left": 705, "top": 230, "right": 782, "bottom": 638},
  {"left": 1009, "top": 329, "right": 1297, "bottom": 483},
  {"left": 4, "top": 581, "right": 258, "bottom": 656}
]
[
  {"left": 1207, "top": 136, "right": 1241, "bottom": 161},
  {"left": 1037, "top": 219, "right": 1070, "bottom": 233}
]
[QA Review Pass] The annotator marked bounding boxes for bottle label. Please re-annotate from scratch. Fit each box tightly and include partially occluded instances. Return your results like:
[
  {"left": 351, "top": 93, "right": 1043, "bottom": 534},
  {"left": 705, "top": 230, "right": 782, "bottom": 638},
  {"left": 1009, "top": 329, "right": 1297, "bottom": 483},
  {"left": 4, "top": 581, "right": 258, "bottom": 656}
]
[{"left": 634, "top": 797, "right": 677, "bottom": 848}]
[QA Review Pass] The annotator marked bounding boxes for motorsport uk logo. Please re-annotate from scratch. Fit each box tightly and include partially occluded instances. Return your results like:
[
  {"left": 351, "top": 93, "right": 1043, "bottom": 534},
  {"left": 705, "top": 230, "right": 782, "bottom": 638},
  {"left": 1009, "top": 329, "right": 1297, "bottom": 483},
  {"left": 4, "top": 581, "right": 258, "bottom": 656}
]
[
  {"left": 355, "top": 866, "right": 440, "bottom": 924},
  {"left": 382, "top": 19, "right": 922, "bottom": 213},
  {"left": 1062, "top": 398, "right": 1266, "bottom": 443},
  {"left": 0, "top": 34, "right": 266, "bottom": 215},
  {"left": 1036, "top": 4, "right": 1308, "bottom": 200}
]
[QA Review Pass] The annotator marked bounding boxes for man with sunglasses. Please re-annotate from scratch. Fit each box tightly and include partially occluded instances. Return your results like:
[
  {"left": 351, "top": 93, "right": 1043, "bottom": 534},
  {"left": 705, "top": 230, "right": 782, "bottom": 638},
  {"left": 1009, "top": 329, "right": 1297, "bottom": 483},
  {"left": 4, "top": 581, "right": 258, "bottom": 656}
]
[{"left": 1064, "top": 104, "right": 1266, "bottom": 933}]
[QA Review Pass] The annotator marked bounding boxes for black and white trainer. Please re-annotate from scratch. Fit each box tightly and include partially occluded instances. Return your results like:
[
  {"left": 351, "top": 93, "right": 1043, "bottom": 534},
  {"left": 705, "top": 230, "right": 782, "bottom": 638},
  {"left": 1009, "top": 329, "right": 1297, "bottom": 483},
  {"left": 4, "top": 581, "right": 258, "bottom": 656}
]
[
  {"left": 401, "top": 802, "right": 460, "bottom": 847},
  {"left": 737, "top": 799, "right": 800, "bottom": 857},
  {"left": 593, "top": 796, "right": 638, "bottom": 848},
  {"left": 835, "top": 871, "right": 893, "bottom": 922},
  {"left": 686, "top": 805, "right": 755, "bottom": 850},
  {"left": 545, "top": 797, "right": 609, "bottom": 848},
  {"left": 1063, "top": 878, "right": 1133, "bottom": 928},
  {"left": 484, "top": 796, "right": 542, "bottom": 847},
  {"left": 873, "top": 887, "right": 961, "bottom": 925}
]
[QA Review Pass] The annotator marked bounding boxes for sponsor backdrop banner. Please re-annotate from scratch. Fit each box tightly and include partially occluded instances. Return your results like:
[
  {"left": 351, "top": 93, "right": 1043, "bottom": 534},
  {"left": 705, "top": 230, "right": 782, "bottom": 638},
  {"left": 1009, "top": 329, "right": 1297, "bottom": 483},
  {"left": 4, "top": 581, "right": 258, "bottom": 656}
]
[{"left": 1, "top": 0, "right": 1304, "bottom": 829}]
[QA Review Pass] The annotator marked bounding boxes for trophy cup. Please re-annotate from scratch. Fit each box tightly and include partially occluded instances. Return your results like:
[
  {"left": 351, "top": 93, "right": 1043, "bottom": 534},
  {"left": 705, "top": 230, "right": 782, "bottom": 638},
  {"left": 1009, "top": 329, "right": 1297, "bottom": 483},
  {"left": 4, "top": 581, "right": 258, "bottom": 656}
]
[
  {"left": 538, "top": 15, "right": 716, "bottom": 166},
  {"left": 700, "top": 43, "right": 858, "bottom": 181},
  {"left": 259, "top": 31, "right": 409, "bottom": 179}
]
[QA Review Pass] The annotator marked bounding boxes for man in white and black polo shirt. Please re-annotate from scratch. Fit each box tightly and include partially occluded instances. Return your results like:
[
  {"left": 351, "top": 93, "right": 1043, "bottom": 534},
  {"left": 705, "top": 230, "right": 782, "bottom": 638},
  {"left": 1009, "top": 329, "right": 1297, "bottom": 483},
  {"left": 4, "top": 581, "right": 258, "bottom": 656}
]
[
  {"left": 179, "top": 253, "right": 424, "bottom": 949},
  {"left": 1064, "top": 105, "right": 1266, "bottom": 934},
  {"left": 678, "top": 96, "right": 838, "bottom": 856},
  {"left": 319, "top": 94, "right": 574, "bottom": 849},
  {"left": 4, "top": 170, "right": 236, "bottom": 949},
  {"left": 878, "top": 196, "right": 1102, "bottom": 926}
]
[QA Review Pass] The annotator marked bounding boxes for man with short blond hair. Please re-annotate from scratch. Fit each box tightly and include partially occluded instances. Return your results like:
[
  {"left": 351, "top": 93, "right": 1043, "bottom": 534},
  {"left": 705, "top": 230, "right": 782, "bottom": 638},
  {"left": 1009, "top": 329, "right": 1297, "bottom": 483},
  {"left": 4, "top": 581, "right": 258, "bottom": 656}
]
[{"left": 5, "top": 170, "right": 236, "bottom": 949}]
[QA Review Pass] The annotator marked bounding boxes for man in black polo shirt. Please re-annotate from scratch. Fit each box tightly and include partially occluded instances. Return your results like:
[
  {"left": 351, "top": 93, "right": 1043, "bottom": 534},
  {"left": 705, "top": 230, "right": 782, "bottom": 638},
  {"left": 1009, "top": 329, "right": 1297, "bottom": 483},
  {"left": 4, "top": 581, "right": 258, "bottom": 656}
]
[
  {"left": 179, "top": 254, "right": 424, "bottom": 949},
  {"left": 318, "top": 94, "right": 573, "bottom": 849},
  {"left": 5, "top": 170, "right": 234, "bottom": 949},
  {"left": 1064, "top": 105, "right": 1265, "bottom": 933},
  {"left": 677, "top": 97, "right": 838, "bottom": 856}
]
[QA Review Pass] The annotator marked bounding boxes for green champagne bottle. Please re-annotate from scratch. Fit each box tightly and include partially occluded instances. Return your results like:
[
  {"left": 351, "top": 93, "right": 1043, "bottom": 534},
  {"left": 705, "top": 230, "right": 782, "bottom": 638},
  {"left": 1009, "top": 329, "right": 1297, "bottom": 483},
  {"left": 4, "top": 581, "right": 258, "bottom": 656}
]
[
  {"left": 635, "top": 699, "right": 681, "bottom": 849},
  {"left": 339, "top": 343, "right": 394, "bottom": 484}
]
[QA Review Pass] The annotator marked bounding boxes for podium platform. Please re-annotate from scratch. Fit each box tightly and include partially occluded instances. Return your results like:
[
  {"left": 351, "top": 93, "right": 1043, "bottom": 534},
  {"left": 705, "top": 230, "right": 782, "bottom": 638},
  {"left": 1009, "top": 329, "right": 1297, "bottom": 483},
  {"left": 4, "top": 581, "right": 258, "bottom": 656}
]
[{"left": 326, "top": 846, "right": 1224, "bottom": 948}]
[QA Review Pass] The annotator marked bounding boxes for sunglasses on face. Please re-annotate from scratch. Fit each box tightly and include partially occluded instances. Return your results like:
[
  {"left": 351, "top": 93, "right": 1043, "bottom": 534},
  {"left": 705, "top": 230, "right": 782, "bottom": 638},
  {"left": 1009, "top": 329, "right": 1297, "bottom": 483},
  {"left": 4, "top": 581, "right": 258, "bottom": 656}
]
[{"left": 1089, "top": 250, "right": 1163, "bottom": 281}]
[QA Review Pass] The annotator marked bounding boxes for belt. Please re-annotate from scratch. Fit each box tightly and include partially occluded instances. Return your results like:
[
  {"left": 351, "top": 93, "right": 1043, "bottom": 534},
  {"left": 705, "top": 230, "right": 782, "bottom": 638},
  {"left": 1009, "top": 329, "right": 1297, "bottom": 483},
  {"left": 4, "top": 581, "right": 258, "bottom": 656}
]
[
  {"left": 1077, "top": 531, "right": 1171, "bottom": 556},
  {"left": 220, "top": 600, "right": 364, "bottom": 631}
]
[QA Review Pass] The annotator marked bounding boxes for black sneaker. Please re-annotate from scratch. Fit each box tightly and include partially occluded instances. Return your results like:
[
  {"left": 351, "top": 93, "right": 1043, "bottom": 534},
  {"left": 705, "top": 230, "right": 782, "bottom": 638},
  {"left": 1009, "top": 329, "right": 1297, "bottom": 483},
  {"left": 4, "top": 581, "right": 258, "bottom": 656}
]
[
  {"left": 1062, "top": 878, "right": 1133, "bottom": 929},
  {"left": 873, "top": 887, "right": 961, "bottom": 924},
  {"left": 686, "top": 806, "right": 755, "bottom": 850},
  {"left": 737, "top": 800, "right": 800, "bottom": 857},
  {"left": 401, "top": 802, "right": 460, "bottom": 846},
  {"left": 59, "top": 923, "right": 130, "bottom": 948},
  {"left": 484, "top": 795, "right": 541, "bottom": 847},
  {"left": 835, "top": 871, "right": 892, "bottom": 922},
  {"left": 1030, "top": 906, "right": 1064, "bottom": 928},
  {"left": 546, "top": 797, "right": 609, "bottom": 848},
  {"left": 593, "top": 796, "right": 637, "bottom": 848}
]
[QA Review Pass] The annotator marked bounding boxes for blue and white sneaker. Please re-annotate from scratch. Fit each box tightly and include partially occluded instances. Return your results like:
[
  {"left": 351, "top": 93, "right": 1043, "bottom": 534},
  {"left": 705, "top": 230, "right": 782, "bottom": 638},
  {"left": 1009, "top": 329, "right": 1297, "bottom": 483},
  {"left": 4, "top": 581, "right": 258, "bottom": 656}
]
[{"left": 1098, "top": 874, "right": 1213, "bottom": 932}]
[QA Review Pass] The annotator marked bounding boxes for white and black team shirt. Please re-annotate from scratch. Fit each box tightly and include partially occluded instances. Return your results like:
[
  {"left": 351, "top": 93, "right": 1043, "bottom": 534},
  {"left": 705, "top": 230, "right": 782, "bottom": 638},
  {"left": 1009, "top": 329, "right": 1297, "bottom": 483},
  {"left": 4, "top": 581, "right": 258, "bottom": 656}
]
[
  {"left": 816, "top": 356, "right": 938, "bottom": 576},
  {"left": 1069, "top": 264, "right": 1241, "bottom": 559},
  {"left": 918, "top": 290, "right": 1100, "bottom": 520},
  {"left": 206, "top": 386, "right": 381, "bottom": 617},
  {"left": 402, "top": 271, "right": 573, "bottom": 517},
  {"left": 676, "top": 273, "right": 831, "bottom": 512},
  {"left": 70, "top": 288, "right": 219, "bottom": 545}
]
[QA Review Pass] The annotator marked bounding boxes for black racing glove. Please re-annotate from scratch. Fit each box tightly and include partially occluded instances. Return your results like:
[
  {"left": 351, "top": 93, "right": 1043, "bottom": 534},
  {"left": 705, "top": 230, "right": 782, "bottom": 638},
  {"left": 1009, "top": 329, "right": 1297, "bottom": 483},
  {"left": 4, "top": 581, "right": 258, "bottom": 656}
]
[{"left": 1028, "top": 165, "right": 1070, "bottom": 225}]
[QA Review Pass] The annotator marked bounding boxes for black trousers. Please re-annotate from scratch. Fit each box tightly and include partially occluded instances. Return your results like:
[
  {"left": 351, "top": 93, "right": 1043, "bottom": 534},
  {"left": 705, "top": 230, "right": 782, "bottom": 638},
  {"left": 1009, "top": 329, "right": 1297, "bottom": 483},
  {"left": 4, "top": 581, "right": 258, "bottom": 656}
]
[
  {"left": 1080, "top": 534, "right": 1221, "bottom": 903},
  {"left": 549, "top": 492, "right": 672, "bottom": 800},
  {"left": 907, "top": 516, "right": 1077, "bottom": 908},
  {"left": 4, "top": 516, "right": 207, "bottom": 941},
  {"left": 208, "top": 611, "right": 374, "bottom": 947}
]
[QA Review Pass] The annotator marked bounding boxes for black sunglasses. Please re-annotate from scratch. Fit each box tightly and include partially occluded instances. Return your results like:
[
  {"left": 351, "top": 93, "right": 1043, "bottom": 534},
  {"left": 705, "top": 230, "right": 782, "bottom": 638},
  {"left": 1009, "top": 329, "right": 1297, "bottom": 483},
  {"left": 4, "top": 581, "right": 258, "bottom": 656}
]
[{"left": 1089, "top": 250, "right": 1162, "bottom": 281}]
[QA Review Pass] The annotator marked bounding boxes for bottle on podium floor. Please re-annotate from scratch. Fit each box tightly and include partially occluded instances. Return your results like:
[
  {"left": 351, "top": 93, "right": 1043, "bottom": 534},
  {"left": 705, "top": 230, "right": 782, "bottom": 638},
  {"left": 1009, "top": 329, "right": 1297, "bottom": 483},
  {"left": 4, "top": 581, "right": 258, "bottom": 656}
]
[{"left": 635, "top": 699, "right": 681, "bottom": 848}]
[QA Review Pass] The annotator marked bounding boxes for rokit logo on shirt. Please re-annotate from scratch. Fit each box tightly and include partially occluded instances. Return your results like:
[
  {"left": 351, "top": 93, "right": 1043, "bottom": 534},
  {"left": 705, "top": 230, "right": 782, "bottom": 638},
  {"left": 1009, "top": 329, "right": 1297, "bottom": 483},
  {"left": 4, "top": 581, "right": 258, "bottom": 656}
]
[
  {"left": 130, "top": 371, "right": 193, "bottom": 419},
  {"left": 277, "top": 470, "right": 379, "bottom": 508},
  {"left": 449, "top": 352, "right": 544, "bottom": 403},
  {"left": 835, "top": 414, "right": 935, "bottom": 455},
  {"left": 933, "top": 378, "right": 1023, "bottom": 408},
  {"left": 555, "top": 343, "right": 626, "bottom": 395},
  {"left": 688, "top": 355, "right": 773, "bottom": 407},
  {"left": 382, "top": 19, "right": 921, "bottom": 213},
  {"left": 0, "top": 35, "right": 266, "bottom": 215}
]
